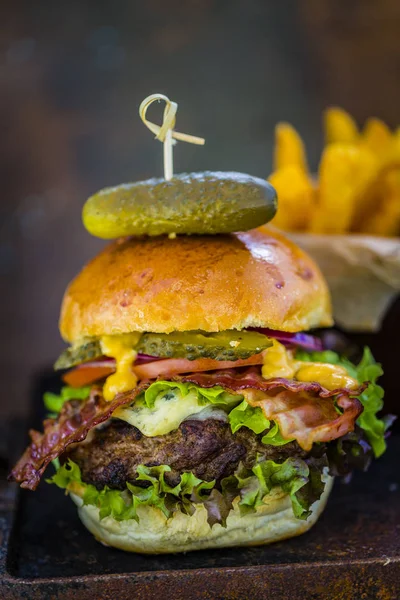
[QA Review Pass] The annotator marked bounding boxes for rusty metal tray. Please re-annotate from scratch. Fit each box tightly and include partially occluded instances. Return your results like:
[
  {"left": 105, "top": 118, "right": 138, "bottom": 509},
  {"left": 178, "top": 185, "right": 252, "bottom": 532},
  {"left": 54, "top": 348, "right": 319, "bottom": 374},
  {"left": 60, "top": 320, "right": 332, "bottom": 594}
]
[{"left": 1, "top": 372, "right": 399, "bottom": 599}]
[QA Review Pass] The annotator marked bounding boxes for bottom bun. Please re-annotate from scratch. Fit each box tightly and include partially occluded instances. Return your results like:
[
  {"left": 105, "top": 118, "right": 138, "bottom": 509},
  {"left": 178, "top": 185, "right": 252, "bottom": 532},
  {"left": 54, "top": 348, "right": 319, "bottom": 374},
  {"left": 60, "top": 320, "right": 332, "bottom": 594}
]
[{"left": 70, "top": 475, "right": 333, "bottom": 554}]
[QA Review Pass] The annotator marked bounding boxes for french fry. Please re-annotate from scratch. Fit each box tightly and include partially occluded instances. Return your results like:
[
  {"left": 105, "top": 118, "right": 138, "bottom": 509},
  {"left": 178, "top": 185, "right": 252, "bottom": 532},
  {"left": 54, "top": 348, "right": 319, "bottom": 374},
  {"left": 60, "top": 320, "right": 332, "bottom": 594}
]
[
  {"left": 273, "top": 122, "right": 308, "bottom": 173},
  {"left": 379, "top": 134, "right": 400, "bottom": 172},
  {"left": 360, "top": 169, "right": 400, "bottom": 236},
  {"left": 361, "top": 117, "right": 392, "bottom": 157},
  {"left": 352, "top": 136, "right": 400, "bottom": 231},
  {"left": 349, "top": 148, "right": 379, "bottom": 230},
  {"left": 268, "top": 165, "right": 315, "bottom": 231},
  {"left": 270, "top": 108, "right": 399, "bottom": 237},
  {"left": 324, "top": 107, "right": 359, "bottom": 145},
  {"left": 310, "top": 144, "right": 376, "bottom": 234}
]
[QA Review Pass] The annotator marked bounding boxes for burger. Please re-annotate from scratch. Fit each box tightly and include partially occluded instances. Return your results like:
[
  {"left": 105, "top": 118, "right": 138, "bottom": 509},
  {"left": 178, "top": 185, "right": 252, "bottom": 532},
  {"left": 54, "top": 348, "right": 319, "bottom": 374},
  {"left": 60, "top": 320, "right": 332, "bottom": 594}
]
[{"left": 10, "top": 226, "right": 389, "bottom": 554}]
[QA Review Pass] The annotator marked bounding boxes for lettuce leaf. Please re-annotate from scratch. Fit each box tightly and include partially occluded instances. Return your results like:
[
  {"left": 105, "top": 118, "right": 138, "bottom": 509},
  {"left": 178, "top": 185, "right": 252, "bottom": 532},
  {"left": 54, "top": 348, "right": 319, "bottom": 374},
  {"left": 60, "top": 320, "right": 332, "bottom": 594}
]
[
  {"left": 47, "top": 454, "right": 326, "bottom": 525},
  {"left": 228, "top": 400, "right": 270, "bottom": 434},
  {"left": 43, "top": 386, "right": 91, "bottom": 415},
  {"left": 47, "top": 460, "right": 217, "bottom": 525},
  {"left": 296, "top": 347, "right": 390, "bottom": 457},
  {"left": 143, "top": 380, "right": 238, "bottom": 409},
  {"left": 228, "top": 399, "right": 294, "bottom": 446},
  {"left": 355, "top": 348, "right": 388, "bottom": 458},
  {"left": 261, "top": 422, "right": 295, "bottom": 446},
  {"left": 326, "top": 428, "right": 373, "bottom": 477},
  {"left": 221, "top": 455, "right": 323, "bottom": 520}
]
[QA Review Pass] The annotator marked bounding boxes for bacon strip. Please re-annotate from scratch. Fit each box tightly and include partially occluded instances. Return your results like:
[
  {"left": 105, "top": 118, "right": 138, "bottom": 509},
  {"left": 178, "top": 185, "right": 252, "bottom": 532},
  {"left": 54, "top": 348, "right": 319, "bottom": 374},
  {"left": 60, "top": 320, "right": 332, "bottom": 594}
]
[
  {"left": 10, "top": 386, "right": 146, "bottom": 490},
  {"left": 173, "top": 369, "right": 364, "bottom": 452},
  {"left": 175, "top": 368, "right": 365, "bottom": 398},
  {"left": 246, "top": 389, "right": 362, "bottom": 451},
  {"left": 10, "top": 367, "right": 365, "bottom": 490}
]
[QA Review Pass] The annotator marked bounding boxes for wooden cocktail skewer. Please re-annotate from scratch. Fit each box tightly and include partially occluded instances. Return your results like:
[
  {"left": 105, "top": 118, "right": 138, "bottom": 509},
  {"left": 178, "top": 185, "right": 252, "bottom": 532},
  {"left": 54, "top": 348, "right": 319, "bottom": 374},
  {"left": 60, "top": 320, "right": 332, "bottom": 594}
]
[{"left": 139, "top": 93, "right": 205, "bottom": 180}]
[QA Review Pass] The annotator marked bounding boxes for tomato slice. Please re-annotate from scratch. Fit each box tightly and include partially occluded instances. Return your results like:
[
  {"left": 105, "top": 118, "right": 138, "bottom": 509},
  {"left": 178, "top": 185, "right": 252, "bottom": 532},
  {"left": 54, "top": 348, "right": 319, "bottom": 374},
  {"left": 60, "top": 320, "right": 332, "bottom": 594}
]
[
  {"left": 62, "top": 354, "right": 265, "bottom": 388},
  {"left": 62, "top": 363, "right": 114, "bottom": 387},
  {"left": 132, "top": 354, "right": 264, "bottom": 380}
]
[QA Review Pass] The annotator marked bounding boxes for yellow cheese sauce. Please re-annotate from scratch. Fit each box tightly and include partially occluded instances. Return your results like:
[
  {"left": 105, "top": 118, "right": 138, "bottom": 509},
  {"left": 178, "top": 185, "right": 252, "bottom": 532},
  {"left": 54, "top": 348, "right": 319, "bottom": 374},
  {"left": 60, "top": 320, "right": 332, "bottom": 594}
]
[
  {"left": 99, "top": 333, "right": 357, "bottom": 406},
  {"left": 261, "top": 339, "right": 295, "bottom": 379},
  {"left": 262, "top": 340, "right": 358, "bottom": 390},
  {"left": 100, "top": 332, "right": 142, "bottom": 401}
]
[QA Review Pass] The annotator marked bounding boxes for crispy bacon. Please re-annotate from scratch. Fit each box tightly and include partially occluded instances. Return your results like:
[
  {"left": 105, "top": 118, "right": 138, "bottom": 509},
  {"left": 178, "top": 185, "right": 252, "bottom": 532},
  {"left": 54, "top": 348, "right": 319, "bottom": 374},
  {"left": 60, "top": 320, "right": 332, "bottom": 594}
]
[
  {"left": 173, "top": 369, "right": 364, "bottom": 451},
  {"left": 175, "top": 368, "right": 365, "bottom": 398},
  {"left": 10, "top": 386, "right": 146, "bottom": 490},
  {"left": 246, "top": 389, "right": 362, "bottom": 451},
  {"left": 10, "top": 367, "right": 365, "bottom": 490}
]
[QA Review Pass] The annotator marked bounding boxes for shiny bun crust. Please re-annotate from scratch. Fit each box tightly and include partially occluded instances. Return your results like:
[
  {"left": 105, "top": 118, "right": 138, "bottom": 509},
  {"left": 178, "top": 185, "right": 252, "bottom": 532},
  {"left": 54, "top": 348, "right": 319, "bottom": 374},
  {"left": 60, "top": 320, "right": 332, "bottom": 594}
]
[
  {"left": 60, "top": 226, "right": 332, "bottom": 343},
  {"left": 70, "top": 476, "right": 333, "bottom": 554}
]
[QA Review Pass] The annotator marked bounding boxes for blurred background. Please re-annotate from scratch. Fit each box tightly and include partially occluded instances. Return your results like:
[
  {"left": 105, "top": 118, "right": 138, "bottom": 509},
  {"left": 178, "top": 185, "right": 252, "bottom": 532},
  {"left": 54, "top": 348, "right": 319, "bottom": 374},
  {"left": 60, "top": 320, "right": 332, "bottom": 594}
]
[{"left": 1, "top": 0, "right": 400, "bottom": 420}]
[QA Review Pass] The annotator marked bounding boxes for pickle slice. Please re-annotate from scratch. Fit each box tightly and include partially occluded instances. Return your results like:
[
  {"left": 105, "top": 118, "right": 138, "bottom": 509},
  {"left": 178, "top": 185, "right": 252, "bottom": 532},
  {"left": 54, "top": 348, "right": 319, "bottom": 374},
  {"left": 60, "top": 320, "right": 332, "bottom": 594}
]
[
  {"left": 82, "top": 171, "right": 277, "bottom": 239},
  {"left": 54, "top": 339, "right": 102, "bottom": 370},
  {"left": 54, "top": 330, "right": 272, "bottom": 370},
  {"left": 137, "top": 330, "right": 272, "bottom": 361}
]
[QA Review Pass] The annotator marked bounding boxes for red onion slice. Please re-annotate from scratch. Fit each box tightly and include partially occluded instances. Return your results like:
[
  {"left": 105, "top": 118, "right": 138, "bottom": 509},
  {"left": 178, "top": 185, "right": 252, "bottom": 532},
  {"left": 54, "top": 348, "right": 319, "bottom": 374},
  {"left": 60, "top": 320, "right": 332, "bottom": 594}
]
[
  {"left": 248, "top": 327, "right": 323, "bottom": 351},
  {"left": 135, "top": 353, "right": 163, "bottom": 364}
]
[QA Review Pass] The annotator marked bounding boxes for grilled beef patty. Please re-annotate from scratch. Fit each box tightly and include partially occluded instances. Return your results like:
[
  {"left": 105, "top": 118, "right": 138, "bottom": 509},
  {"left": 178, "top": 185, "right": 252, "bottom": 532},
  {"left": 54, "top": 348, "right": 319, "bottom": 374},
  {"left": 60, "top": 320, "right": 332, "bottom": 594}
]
[{"left": 64, "top": 418, "right": 306, "bottom": 490}]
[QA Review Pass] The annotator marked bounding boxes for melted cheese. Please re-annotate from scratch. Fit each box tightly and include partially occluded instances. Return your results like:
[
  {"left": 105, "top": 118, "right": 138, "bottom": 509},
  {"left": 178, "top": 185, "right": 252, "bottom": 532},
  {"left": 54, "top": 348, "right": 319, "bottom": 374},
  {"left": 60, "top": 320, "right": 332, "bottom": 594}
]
[
  {"left": 114, "top": 388, "right": 234, "bottom": 436},
  {"left": 100, "top": 333, "right": 142, "bottom": 401},
  {"left": 261, "top": 339, "right": 296, "bottom": 379},
  {"left": 262, "top": 339, "right": 358, "bottom": 391},
  {"left": 294, "top": 362, "right": 358, "bottom": 390}
]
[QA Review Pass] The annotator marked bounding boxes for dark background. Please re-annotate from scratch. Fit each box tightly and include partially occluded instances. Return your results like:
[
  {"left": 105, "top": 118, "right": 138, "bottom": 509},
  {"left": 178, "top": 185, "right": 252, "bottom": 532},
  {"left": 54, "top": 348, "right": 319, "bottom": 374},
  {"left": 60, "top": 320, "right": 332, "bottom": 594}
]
[{"left": 1, "top": 0, "right": 400, "bottom": 421}]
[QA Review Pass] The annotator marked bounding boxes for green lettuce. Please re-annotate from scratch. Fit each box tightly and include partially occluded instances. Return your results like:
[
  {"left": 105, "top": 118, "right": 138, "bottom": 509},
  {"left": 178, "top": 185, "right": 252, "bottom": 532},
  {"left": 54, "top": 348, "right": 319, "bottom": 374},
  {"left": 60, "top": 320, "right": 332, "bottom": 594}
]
[
  {"left": 143, "top": 381, "right": 291, "bottom": 447},
  {"left": 229, "top": 400, "right": 270, "bottom": 434},
  {"left": 326, "top": 428, "right": 373, "bottom": 476},
  {"left": 48, "top": 459, "right": 216, "bottom": 524},
  {"left": 296, "top": 347, "right": 388, "bottom": 457},
  {"left": 261, "top": 422, "right": 295, "bottom": 446},
  {"left": 228, "top": 399, "right": 294, "bottom": 446},
  {"left": 222, "top": 455, "right": 324, "bottom": 520},
  {"left": 143, "top": 380, "right": 239, "bottom": 409},
  {"left": 355, "top": 348, "right": 387, "bottom": 458},
  {"left": 43, "top": 386, "right": 91, "bottom": 415},
  {"left": 48, "top": 455, "right": 325, "bottom": 525}
]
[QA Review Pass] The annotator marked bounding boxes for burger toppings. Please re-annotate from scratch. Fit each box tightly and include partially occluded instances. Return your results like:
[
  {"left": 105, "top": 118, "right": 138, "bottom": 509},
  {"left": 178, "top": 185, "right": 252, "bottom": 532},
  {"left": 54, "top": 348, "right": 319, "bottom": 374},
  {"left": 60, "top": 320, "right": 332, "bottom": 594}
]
[
  {"left": 54, "top": 330, "right": 274, "bottom": 371},
  {"left": 10, "top": 322, "right": 391, "bottom": 527},
  {"left": 11, "top": 357, "right": 368, "bottom": 491},
  {"left": 45, "top": 424, "right": 373, "bottom": 526},
  {"left": 62, "top": 419, "right": 304, "bottom": 491},
  {"left": 82, "top": 171, "right": 277, "bottom": 240},
  {"left": 99, "top": 333, "right": 141, "bottom": 401},
  {"left": 54, "top": 329, "right": 324, "bottom": 372},
  {"left": 59, "top": 336, "right": 358, "bottom": 393},
  {"left": 62, "top": 354, "right": 265, "bottom": 388},
  {"left": 11, "top": 386, "right": 146, "bottom": 490},
  {"left": 261, "top": 340, "right": 358, "bottom": 390},
  {"left": 250, "top": 327, "right": 324, "bottom": 351},
  {"left": 47, "top": 453, "right": 325, "bottom": 526}
]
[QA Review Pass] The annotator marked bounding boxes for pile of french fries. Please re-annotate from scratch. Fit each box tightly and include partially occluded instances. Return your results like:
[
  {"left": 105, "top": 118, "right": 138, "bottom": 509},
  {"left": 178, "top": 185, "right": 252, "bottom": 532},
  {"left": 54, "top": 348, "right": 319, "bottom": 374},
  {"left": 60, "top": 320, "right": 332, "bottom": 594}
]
[{"left": 269, "top": 108, "right": 400, "bottom": 236}]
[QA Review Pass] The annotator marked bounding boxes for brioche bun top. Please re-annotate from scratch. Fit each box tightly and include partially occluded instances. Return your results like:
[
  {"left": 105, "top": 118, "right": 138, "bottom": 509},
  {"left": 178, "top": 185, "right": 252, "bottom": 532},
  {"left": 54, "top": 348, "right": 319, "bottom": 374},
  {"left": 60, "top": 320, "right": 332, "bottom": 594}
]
[{"left": 60, "top": 226, "right": 332, "bottom": 343}]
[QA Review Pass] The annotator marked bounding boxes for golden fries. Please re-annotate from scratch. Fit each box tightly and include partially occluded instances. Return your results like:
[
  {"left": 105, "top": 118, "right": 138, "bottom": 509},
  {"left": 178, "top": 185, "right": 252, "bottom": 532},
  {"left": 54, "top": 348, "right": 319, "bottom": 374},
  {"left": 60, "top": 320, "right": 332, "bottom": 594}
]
[
  {"left": 269, "top": 108, "right": 400, "bottom": 237},
  {"left": 310, "top": 144, "right": 374, "bottom": 234},
  {"left": 274, "top": 122, "right": 308, "bottom": 173},
  {"left": 360, "top": 170, "right": 400, "bottom": 237},
  {"left": 362, "top": 118, "right": 392, "bottom": 156},
  {"left": 269, "top": 165, "right": 315, "bottom": 231},
  {"left": 324, "top": 107, "right": 359, "bottom": 145}
]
